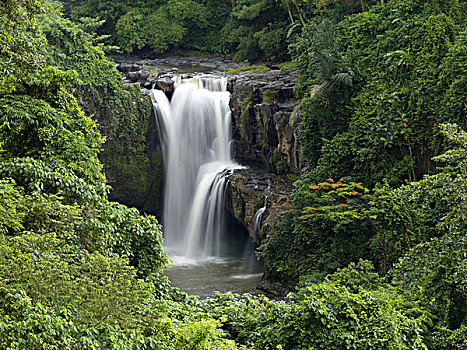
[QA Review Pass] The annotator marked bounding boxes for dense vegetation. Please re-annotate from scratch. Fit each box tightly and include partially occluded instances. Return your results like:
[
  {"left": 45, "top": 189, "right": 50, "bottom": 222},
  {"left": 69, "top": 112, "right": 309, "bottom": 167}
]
[
  {"left": 38, "top": 2, "right": 163, "bottom": 214},
  {"left": 60, "top": 0, "right": 292, "bottom": 61},
  {"left": 262, "top": 0, "right": 466, "bottom": 283},
  {"left": 0, "top": 0, "right": 239, "bottom": 347},
  {"left": 259, "top": 0, "right": 466, "bottom": 345},
  {"left": 1, "top": 0, "right": 466, "bottom": 349}
]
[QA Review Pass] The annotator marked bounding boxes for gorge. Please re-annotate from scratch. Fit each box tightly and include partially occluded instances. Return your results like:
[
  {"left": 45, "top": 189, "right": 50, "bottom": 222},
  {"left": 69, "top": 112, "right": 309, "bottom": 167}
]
[{"left": 113, "top": 56, "right": 299, "bottom": 233}]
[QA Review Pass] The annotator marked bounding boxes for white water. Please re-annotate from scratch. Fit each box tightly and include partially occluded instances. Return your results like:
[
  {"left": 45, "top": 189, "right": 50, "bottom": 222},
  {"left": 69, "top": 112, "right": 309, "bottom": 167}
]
[
  {"left": 252, "top": 180, "right": 271, "bottom": 236},
  {"left": 151, "top": 76, "right": 244, "bottom": 259},
  {"left": 252, "top": 203, "right": 267, "bottom": 236}
]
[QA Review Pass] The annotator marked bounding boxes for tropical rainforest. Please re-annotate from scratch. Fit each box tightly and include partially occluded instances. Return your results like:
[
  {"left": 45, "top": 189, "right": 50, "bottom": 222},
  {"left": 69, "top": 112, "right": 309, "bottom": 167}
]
[{"left": 0, "top": 0, "right": 466, "bottom": 348}]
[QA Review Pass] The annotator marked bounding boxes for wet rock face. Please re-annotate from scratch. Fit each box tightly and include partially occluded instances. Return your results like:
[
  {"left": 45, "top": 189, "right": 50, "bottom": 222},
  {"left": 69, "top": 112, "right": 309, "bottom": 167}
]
[
  {"left": 227, "top": 170, "right": 293, "bottom": 242},
  {"left": 274, "top": 111, "right": 300, "bottom": 170},
  {"left": 228, "top": 70, "right": 300, "bottom": 173}
]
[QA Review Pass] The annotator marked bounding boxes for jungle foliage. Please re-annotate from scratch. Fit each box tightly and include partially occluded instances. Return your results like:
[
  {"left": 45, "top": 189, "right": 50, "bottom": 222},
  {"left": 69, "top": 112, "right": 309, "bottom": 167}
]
[
  {"left": 263, "top": 0, "right": 466, "bottom": 282},
  {"left": 259, "top": 1, "right": 466, "bottom": 348},
  {"left": 60, "top": 0, "right": 294, "bottom": 61},
  {"left": 36, "top": 1, "right": 163, "bottom": 214},
  {"left": 1, "top": 0, "right": 466, "bottom": 349},
  {"left": 0, "top": 1, "right": 241, "bottom": 348}
]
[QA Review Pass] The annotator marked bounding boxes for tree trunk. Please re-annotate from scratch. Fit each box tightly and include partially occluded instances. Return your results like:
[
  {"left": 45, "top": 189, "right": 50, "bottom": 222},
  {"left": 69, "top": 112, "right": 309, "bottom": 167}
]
[
  {"left": 292, "top": 0, "right": 306, "bottom": 25},
  {"left": 380, "top": 234, "right": 388, "bottom": 276},
  {"left": 286, "top": 1, "right": 295, "bottom": 24}
]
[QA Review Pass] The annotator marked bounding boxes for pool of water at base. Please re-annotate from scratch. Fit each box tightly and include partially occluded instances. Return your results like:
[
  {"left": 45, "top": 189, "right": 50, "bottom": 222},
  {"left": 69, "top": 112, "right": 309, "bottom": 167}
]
[{"left": 164, "top": 250, "right": 264, "bottom": 298}]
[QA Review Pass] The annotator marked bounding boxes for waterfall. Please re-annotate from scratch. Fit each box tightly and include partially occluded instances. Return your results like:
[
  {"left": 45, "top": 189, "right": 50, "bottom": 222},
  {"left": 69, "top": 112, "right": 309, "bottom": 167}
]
[
  {"left": 251, "top": 180, "right": 271, "bottom": 236},
  {"left": 252, "top": 203, "right": 266, "bottom": 237},
  {"left": 151, "top": 75, "right": 243, "bottom": 259}
]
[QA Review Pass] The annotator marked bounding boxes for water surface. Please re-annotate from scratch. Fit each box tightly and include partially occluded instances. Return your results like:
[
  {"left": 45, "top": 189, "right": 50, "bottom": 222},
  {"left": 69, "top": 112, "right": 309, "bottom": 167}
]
[{"left": 164, "top": 239, "right": 263, "bottom": 298}]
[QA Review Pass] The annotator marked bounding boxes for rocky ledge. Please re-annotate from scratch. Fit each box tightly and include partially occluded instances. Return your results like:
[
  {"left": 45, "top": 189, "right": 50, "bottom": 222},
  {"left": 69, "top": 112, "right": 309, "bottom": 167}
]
[
  {"left": 111, "top": 54, "right": 242, "bottom": 95},
  {"left": 227, "top": 170, "right": 293, "bottom": 242}
]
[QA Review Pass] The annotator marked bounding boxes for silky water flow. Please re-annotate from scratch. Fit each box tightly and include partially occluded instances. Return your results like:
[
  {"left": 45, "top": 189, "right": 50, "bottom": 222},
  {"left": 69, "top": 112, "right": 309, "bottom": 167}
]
[{"left": 151, "top": 76, "right": 263, "bottom": 296}]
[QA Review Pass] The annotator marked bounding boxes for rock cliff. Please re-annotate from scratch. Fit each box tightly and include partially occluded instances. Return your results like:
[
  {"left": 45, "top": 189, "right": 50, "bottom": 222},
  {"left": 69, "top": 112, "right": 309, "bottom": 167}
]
[
  {"left": 228, "top": 70, "right": 300, "bottom": 173},
  {"left": 226, "top": 69, "right": 299, "bottom": 241},
  {"left": 76, "top": 83, "right": 163, "bottom": 215}
]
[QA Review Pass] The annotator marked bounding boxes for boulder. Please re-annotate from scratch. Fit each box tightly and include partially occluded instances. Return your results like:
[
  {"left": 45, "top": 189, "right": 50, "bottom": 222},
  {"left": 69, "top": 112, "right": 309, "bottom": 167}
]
[{"left": 155, "top": 77, "right": 174, "bottom": 92}]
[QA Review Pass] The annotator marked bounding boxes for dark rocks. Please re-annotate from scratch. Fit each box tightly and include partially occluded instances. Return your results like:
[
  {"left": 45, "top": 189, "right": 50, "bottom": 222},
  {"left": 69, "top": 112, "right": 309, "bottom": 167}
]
[
  {"left": 155, "top": 76, "right": 174, "bottom": 93},
  {"left": 228, "top": 70, "right": 301, "bottom": 173},
  {"left": 257, "top": 279, "right": 289, "bottom": 297},
  {"left": 117, "top": 62, "right": 140, "bottom": 72},
  {"left": 142, "top": 80, "right": 153, "bottom": 89},
  {"left": 127, "top": 68, "right": 149, "bottom": 82},
  {"left": 227, "top": 170, "right": 293, "bottom": 241}
]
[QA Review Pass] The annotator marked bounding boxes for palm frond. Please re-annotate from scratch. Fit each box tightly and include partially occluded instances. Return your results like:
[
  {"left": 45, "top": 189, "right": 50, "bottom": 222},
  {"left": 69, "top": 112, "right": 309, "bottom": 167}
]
[
  {"left": 310, "top": 81, "right": 329, "bottom": 99},
  {"left": 331, "top": 72, "right": 353, "bottom": 88}
]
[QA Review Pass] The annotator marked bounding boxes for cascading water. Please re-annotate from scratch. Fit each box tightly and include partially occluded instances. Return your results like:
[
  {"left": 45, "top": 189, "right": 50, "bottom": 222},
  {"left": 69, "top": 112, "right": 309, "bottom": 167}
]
[
  {"left": 252, "top": 179, "right": 272, "bottom": 237},
  {"left": 252, "top": 200, "right": 267, "bottom": 237},
  {"left": 151, "top": 75, "right": 243, "bottom": 260}
]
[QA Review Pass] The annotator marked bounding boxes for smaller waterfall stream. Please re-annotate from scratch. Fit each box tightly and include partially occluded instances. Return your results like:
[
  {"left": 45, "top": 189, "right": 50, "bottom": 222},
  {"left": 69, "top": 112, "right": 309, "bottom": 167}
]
[
  {"left": 252, "top": 200, "right": 267, "bottom": 237},
  {"left": 252, "top": 179, "right": 272, "bottom": 236}
]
